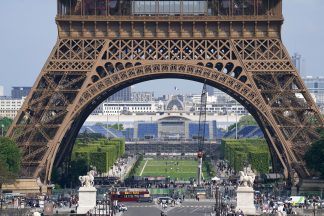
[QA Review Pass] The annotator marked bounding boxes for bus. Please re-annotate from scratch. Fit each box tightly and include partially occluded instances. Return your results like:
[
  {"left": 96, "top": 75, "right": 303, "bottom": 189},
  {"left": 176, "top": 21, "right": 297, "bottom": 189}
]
[{"left": 110, "top": 188, "right": 151, "bottom": 202}]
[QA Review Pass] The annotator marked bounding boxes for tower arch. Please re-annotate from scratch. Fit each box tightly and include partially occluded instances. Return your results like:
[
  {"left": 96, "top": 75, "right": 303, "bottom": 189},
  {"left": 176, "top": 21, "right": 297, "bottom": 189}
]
[{"left": 7, "top": 0, "right": 324, "bottom": 183}]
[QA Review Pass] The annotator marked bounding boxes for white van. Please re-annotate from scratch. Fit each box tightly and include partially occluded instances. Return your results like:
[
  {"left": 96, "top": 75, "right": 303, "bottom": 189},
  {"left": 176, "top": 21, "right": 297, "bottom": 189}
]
[{"left": 286, "top": 196, "right": 305, "bottom": 207}]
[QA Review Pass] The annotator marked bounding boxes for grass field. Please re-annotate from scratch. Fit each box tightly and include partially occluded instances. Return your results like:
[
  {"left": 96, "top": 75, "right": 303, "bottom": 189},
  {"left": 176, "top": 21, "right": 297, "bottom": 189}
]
[{"left": 134, "top": 159, "right": 211, "bottom": 181}]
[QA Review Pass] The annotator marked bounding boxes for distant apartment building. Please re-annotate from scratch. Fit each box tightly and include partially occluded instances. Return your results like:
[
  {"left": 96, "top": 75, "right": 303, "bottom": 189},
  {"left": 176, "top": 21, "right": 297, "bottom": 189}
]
[
  {"left": 107, "top": 87, "right": 132, "bottom": 102},
  {"left": 11, "top": 87, "right": 31, "bottom": 99},
  {"left": 92, "top": 103, "right": 104, "bottom": 115},
  {"left": 214, "top": 90, "right": 233, "bottom": 103},
  {"left": 0, "top": 85, "right": 4, "bottom": 96},
  {"left": 132, "top": 91, "right": 154, "bottom": 102},
  {"left": 194, "top": 103, "right": 248, "bottom": 115},
  {"left": 192, "top": 93, "right": 232, "bottom": 105},
  {"left": 303, "top": 76, "right": 324, "bottom": 107},
  {"left": 102, "top": 102, "right": 157, "bottom": 115},
  {"left": 0, "top": 96, "right": 25, "bottom": 119}
]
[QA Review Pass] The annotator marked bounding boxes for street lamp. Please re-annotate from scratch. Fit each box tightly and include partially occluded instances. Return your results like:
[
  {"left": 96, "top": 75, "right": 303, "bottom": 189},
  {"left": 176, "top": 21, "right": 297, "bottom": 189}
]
[
  {"left": 313, "top": 198, "right": 316, "bottom": 216},
  {"left": 235, "top": 101, "right": 238, "bottom": 139},
  {"left": 215, "top": 185, "right": 220, "bottom": 216},
  {"left": 1, "top": 124, "right": 4, "bottom": 136},
  {"left": 0, "top": 192, "right": 3, "bottom": 211}
]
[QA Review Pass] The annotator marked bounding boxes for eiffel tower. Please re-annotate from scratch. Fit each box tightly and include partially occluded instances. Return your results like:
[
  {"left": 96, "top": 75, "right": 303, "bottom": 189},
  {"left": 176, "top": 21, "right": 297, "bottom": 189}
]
[{"left": 7, "top": 0, "right": 323, "bottom": 184}]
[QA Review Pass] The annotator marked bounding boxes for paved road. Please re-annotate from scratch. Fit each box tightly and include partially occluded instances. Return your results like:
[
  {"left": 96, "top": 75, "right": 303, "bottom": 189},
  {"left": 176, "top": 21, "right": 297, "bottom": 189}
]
[
  {"left": 168, "top": 201, "right": 214, "bottom": 216},
  {"left": 122, "top": 201, "right": 215, "bottom": 216},
  {"left": 122, "top": 202, "right": 160, "bottom": 216}
]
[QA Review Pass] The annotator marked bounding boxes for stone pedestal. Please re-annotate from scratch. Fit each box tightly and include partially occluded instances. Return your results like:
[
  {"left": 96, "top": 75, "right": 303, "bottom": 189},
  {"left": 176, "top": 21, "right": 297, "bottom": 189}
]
[
  {"left": 236, "top": 186, "right": 256, "bottom": 215},
  {"left": 2, "top": 179, "right": 41, "bottom": 194},
  {"left": 77, "top": 186, "right": 97, "bottom": 214}
]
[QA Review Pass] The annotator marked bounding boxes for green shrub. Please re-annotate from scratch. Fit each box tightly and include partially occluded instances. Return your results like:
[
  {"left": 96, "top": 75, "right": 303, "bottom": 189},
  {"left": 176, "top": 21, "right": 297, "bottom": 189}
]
[
  {"left": 222, "top": 139, "right": 270, "bottom": 174},
  {"left": 71, "top": 137, "right": 126, "bottom": 173}
]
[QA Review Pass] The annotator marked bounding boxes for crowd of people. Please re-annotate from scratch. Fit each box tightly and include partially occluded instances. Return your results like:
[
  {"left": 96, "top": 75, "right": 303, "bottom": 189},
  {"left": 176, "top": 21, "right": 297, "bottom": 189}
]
[
  {"left": 109, "top": 156, "right": 136, "bottom": 180},
  {"left": 2, "top": 158, "right": 323, "bottom": 215}
]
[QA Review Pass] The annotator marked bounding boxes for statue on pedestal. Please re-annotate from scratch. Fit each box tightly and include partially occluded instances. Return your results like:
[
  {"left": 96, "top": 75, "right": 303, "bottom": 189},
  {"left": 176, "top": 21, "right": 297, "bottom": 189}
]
[
  {"left": 79, "top": 170, "right": 96, "bottom": 188},
  {"left": 238, "top": 165, "right": 255, "bottom": 187},
  {"left": 77, "top": 170, "right": 97, "bottom": 214},
  {"left": 236, "top": 164, "right": 257, "bottom": 215}
]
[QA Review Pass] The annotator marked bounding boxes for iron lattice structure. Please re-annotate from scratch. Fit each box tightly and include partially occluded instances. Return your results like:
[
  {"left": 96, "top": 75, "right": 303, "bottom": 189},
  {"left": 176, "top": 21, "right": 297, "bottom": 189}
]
[{"left": 7, "top": 0, "right": 324, "bottom": 183}]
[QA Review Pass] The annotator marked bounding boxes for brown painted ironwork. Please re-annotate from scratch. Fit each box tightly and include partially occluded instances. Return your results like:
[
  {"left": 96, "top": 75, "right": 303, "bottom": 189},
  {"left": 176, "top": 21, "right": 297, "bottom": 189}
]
[{"left": 7, "top": 0, "right": 323, "bottom": 183}]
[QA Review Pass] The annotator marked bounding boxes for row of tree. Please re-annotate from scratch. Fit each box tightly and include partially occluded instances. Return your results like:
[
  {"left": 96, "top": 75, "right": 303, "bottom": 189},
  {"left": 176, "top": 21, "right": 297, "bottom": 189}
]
[
  {"left": 227, "top": 114, "right": 324, "bottom": 178},
  {"left": 304, "top": 127, "right": 324, "bottom": 178},
  {"left": 227, "top": 115, "right": 257, "bottom": 131},
  {"left": 52, "top": 135, "right": 126, "bottom": 188},
  {"left": 95, "top": 122, "right": 124, "bottom": 131},
  {"left": 0, "top": 137, "right": 21, "bottom": 190},
  {"left": 0, "top": 118, "right": 20, "bottom": 191},
  {"left": 222, "top": 138, "right": 271, "bottom": 174}
]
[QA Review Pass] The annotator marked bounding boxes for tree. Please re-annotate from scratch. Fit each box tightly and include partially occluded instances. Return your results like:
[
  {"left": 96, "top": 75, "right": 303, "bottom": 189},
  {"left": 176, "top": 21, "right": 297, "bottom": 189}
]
[
  {"left": 228, "top": 115, "right": 257, "bottom": 130},
  {"left": 94, "top": 122, "right": 124, "bottom": 131},
  {"left": 52, "top": 158, "right": 88, "bottom": 188},
  {"left": 0, "top": 137, "right": 21, "bottom": 206},
  {"left": 69, "top": 159, "right": 88, "bottom": 187},
  {"left": 304, "top": 139, "right": 324, "bottom": 178},
  {"left": 0, "top": 117, "right": 13, "bottom": 136},
  {"left": 0, "top": 160, "right": 17, "bottom": 186},
  {"left": 109, "top": 123, "right": 124, "bottom": 131},
  {"left": 316, "top": 127, "right": 324, "bottom": 139},
  {"left": 0, "top": 137, "right": 21, "bottom": 174}
]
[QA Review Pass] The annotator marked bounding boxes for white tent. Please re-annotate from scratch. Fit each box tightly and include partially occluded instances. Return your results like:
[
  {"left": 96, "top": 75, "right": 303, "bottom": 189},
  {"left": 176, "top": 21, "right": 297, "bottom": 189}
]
[{"left": 211, "top": 176, "right": 220, "bottom": 181}]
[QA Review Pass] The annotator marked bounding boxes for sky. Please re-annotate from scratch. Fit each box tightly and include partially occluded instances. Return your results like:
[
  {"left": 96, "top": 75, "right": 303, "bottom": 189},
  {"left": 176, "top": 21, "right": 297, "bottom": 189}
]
[{"left": 0, "top": 1, "right": 323, "bottom": 96}]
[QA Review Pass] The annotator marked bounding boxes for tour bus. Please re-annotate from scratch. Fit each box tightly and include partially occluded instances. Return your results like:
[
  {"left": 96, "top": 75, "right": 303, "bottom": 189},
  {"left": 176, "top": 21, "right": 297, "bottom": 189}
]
[{"left": 110, "top": 188, "right": 151, "bottom": 202}]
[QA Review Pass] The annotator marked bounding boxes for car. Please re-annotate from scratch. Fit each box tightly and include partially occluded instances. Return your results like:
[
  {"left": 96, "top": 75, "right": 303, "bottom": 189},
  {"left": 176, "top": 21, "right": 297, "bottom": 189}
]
[
  {"left": 118, "top": 204, "right": 128, "bottom": 212},
  {"left": 172, "top": 196, "right": 183, "bottom": 203},
  {"left": 157, "top": 197, "right": 173, "bottom": 204}
]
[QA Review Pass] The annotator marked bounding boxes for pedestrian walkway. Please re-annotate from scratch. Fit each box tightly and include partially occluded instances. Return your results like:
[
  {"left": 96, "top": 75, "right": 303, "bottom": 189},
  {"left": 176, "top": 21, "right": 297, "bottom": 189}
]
[
  {"left": 107, "top": 156, "right": 137, "bottom": 181},
  {"left": 182, "top": 199, "right": 215, "bottom": 202},
  {"left": 128, "top": 205, "right": 156, "bottom": 208}
]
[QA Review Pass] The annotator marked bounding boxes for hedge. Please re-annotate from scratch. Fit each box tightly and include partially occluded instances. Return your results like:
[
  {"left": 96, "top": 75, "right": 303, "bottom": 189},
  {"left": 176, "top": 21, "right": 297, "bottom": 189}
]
[
  {"left": 222, "top": 139, "right": 271, "bottom": 174},
  {"left": 71, "top": 138, "right": 126, "bottom": 173}
]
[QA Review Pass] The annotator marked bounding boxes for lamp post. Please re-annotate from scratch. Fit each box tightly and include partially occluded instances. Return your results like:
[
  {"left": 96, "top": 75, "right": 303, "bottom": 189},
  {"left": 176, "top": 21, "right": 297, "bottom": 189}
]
[
  {"left": 109, "top": 186, "right": 115, "bottom": 216},
  {"left": 0, "top": 192, "right": 3, "bottom": 211},
  {"left": 235, "top": 101, "right": 238, "bottom": 139},
  {"left": 1, "top": 124, "right": 4, "bottom": 136},
  {"left": 215, "top": 185, "right": 220, "bottom": 216},
  {"left": 313, "top": 198, "right": 316, "bottom": 216}
]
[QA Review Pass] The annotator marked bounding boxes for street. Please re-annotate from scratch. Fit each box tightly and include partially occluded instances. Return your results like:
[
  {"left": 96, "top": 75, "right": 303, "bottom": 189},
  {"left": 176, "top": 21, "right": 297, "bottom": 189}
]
[{"left": 122, "top": 200, "right": 215, "bottom": 216}]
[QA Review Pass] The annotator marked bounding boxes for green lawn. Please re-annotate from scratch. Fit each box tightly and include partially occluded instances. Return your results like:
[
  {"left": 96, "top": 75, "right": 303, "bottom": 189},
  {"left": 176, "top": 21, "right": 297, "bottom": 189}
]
[{"left": 135, "top": 159, "right": 211, "bottom": 181}]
